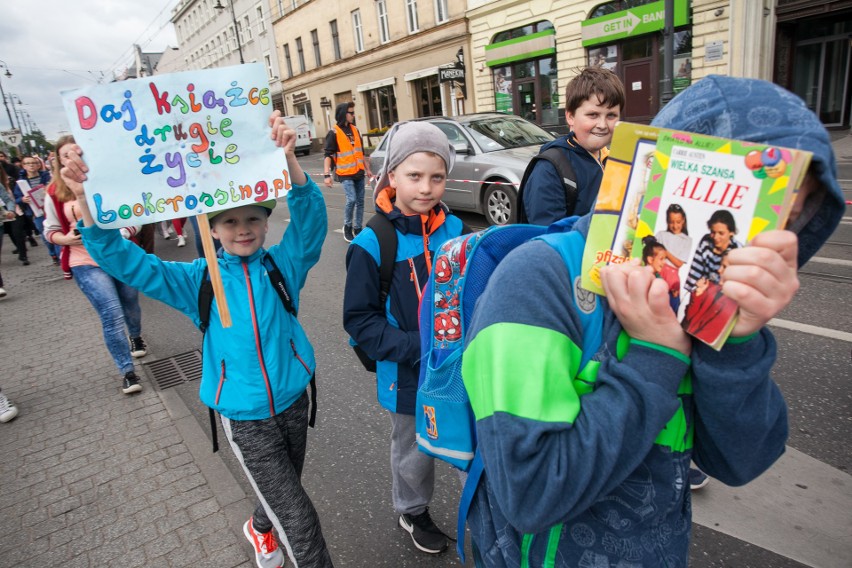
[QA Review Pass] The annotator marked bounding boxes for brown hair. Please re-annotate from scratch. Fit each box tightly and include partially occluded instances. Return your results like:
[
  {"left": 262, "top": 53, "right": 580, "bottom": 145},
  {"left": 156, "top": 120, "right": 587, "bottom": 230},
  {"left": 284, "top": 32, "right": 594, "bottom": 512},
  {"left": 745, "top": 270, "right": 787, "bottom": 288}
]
[
  {"left": 565, "top": 66, "right": 625, "bottom": 113},
  {"left": 53, "top": 135, "right": 76, "bottom": 203}
]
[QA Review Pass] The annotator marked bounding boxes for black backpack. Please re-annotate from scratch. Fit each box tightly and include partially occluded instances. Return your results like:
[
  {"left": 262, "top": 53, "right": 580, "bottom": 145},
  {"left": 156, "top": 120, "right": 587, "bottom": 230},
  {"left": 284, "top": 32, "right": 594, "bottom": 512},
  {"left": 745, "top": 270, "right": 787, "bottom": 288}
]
[
  {"left": 198, "top": 254, "right": 316, "bottom": 451},
  {"left": 516, "top": 146, "right": 578, "bottom": 224},
  {"left": 349, "top": 213, "right": 471, "bottom": 373}
]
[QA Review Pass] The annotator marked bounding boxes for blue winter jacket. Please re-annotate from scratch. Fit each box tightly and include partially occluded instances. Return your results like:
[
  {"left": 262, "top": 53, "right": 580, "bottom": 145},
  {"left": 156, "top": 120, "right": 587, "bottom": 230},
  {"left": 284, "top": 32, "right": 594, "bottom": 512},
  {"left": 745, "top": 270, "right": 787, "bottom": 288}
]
[
  {"left": 343, "top": 187, "right": 465, "bottom": 415},
  {"left": 462, "top": 76, "right": 845, "bottom": 567},
  {"left": 81, "top": 178, "right": 327, "bottom": 421},
  {"left": 521, "top": 132, "right": 607, "bottom": 226}
]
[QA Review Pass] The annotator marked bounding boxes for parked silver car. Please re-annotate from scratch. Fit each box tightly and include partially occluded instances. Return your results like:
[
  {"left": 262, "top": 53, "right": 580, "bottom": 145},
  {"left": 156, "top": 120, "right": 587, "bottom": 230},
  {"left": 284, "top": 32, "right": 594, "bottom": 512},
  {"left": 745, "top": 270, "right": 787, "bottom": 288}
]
[{"left": 369, "top": 113, "right": 555, "bottom": 225}]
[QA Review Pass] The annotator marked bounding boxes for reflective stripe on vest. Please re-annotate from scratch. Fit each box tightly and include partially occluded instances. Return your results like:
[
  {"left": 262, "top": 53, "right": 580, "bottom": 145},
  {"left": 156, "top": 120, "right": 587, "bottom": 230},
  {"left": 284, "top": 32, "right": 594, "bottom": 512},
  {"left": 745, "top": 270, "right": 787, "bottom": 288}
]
[{"left": 334, "top": 125, "right": 365, "bottom": 176}]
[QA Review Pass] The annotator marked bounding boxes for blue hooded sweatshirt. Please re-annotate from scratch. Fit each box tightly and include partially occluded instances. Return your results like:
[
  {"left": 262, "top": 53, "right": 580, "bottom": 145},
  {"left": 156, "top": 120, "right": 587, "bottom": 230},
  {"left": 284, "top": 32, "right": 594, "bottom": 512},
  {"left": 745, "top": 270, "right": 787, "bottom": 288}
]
[{"left": 462, "top": 77, "right": 844, "bottom": 567}]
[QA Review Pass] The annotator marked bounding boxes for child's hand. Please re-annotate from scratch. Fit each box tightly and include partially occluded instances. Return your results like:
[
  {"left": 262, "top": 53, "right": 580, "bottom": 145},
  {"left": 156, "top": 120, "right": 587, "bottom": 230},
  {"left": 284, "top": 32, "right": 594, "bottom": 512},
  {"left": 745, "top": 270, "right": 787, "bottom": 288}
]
[
  {"left": 694, "top": 277, "right": 709, "bottom": 296},
  {"left": 721, "top": 230, "right": 799, "bottom": 337},
  {"left": 269, "top": 111, "right": 296, "bottom": 155},
  {"left": 601, "top": 259, "right": 691, "bottom": 356},
  {"left": 59, "top": 144, "right": 88, "bottom": 199}
]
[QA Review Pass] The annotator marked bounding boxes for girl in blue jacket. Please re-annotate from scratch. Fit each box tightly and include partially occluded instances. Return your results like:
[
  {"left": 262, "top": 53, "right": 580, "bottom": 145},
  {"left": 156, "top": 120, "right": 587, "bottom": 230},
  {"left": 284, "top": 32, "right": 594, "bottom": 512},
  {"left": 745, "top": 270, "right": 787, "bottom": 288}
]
[{"left": 60, "top": 111, "right": 333, "bottom": 568}]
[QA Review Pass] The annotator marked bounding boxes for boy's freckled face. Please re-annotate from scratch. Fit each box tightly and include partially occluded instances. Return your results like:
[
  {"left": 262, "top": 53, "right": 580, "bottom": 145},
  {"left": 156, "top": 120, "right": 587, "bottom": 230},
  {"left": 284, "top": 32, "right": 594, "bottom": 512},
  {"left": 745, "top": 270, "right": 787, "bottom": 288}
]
[
  {"left": 566, "top": 94, "right": 620, "bottom": 155},
  {"left": 389, "top": 152, "right": 447, "bottom": 216},
  {"left": 210, "top": 205, "right": 269, "bottom": 257}
]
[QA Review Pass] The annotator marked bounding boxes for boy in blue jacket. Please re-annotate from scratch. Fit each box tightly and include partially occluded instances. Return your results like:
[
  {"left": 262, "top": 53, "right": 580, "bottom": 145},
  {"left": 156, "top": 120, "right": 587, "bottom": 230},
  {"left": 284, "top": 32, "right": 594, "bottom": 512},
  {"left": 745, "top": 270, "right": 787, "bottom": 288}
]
[
  {"left": 461, "top": 76, "right": 845, "bottom": 566},
  {"left": 60, "top": 111, "right": 333, "bottom": 568},
  {"left": 522, "top": 66, "right": 625, "bottom": 225},
  {"left": 343, "top": 121, "right": 465, "bottom": 555}
]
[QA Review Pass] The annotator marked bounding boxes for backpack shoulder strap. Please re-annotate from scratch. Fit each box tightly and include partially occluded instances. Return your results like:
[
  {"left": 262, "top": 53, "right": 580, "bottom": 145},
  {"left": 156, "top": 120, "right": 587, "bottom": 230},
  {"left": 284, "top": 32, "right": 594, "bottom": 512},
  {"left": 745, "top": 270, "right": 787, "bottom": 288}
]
[
  {"left": 198, "top": 266, "right": 213, "bottom": 333},
  {"left": 262, "top": 254, "right": 297, "bottom": 317},
  {"left": 366, "top": 214, "right": 397, "bottom": 304},
  {"left": 516, "top": 146, "right": 579, "bottom": 223}
]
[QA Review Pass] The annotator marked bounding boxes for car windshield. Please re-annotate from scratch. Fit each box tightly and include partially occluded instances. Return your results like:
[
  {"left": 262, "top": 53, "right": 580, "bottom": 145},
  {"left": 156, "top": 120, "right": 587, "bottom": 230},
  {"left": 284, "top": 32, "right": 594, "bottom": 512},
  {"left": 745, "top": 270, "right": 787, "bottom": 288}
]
[{"left": 462, "top": 117, "right": 554, "bottom": 152}]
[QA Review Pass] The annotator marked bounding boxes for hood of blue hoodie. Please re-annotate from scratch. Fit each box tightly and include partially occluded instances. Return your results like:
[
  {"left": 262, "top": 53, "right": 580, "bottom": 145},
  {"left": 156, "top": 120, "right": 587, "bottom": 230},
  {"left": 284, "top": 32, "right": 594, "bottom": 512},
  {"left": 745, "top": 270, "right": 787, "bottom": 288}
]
[{"left": 651, "top": 75, "right": 844, "bottom": 267}]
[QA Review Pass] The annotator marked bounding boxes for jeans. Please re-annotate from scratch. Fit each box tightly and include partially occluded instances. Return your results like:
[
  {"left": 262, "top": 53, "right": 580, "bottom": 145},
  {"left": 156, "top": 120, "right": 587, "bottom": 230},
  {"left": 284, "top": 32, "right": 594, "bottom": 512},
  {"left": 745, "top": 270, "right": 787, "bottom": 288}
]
[
  {"left": 71, "top": 264, "right": 142, "bottom": 375},
  {"left": 341, "top": 177, "right": 365, "bottom": 230},
  {"left": 31, "top": 215, "right": 60, "bottom": 258}
]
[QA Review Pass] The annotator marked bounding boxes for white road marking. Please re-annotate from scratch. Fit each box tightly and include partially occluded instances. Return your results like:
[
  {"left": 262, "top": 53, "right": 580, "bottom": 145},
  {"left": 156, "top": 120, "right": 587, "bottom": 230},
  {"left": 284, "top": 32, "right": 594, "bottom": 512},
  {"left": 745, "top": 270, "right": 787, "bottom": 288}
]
[{"left": 768, "top": 318, "right": 852, "bottom": 343}]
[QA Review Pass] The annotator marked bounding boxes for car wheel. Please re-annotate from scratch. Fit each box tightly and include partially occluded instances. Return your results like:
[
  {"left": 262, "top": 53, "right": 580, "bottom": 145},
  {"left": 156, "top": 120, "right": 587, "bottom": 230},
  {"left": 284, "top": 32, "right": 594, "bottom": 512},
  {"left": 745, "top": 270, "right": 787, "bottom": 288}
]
[{"left": 483, "top": 183, "right": 516, "bottom": 225}]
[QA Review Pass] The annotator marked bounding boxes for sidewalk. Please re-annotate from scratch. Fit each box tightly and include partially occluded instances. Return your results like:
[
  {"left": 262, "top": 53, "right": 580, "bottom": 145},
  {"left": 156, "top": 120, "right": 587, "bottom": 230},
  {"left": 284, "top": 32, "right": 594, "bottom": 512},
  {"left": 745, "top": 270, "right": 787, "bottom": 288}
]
[
  {"left": 829, "top": 128, "right": 852, "bottom": 163},
  {"left": 0, "top": 245, "right": 255, "bottom": 567}
]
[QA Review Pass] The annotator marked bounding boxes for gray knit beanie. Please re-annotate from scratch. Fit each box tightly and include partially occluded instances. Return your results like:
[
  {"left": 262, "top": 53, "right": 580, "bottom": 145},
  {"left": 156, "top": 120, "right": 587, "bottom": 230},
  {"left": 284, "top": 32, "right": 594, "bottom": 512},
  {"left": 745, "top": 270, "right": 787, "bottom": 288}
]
[{"left": 373, "top": 121, "right": 455, "bottom": 198}]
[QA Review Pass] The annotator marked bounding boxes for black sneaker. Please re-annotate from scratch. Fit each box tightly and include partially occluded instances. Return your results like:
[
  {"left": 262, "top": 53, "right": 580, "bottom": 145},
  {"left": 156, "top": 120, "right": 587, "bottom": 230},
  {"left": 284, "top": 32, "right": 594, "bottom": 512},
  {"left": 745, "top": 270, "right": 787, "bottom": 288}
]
[
  {"left": 398, "top": 509, "right": 449, "bottom": 554},
  {"left": 27, "top": 236, "right": 38, "bottom": 247},
  {"left": 122, "top": 372, "right": 142, "bottom": 394},
  {"left": 354, "top": 227, "right": 363, "bottom": 237},
  {"left": 343, "top": 225, "right": 354, "bottom": 243},
  {"left": 129, "top": 336, "right": 148, "bottom": 358}
]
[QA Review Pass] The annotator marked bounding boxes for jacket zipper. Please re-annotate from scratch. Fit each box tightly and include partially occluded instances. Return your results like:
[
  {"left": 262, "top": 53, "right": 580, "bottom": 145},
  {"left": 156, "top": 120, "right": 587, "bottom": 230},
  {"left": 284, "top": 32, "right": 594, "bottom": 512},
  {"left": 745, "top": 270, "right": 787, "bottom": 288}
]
[
  {"left": 215, "top": 360, "right": 226, "bottom": 404},
  {"left": 290, "top": 339, "right": 312, "bottom": 376},
  {"left": 243, "top": 261, "right": 276, "bottom": 417}
]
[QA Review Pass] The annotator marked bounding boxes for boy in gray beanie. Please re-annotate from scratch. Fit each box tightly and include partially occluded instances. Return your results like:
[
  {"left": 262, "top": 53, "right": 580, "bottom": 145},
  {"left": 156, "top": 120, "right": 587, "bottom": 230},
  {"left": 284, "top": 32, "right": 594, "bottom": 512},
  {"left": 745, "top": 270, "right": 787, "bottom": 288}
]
[{"left": 343, "top": 121, "right": 466, "bottom": 555}]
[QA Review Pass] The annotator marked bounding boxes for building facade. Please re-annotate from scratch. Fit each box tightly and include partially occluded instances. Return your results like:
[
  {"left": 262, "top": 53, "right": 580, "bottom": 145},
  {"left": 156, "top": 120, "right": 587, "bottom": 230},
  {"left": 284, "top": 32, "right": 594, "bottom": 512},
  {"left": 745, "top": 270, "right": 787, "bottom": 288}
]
[
  {"left": 169, "top": 0, "right": 286, "bottom": 111},
  {"left": 268, "top": 0, "right": 469, "bottom": 141},
  {"left": 161, "top": 0, "right": 852, "bottom": 144},
  {"left": 468, "top": 0, "right": 852, "bottom": 131}
]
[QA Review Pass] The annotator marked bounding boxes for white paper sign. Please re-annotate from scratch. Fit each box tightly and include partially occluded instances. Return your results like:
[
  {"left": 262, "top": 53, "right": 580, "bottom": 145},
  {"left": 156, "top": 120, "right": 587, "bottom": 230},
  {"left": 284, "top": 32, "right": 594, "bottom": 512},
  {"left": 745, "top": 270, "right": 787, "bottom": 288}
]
[{"left": 61, "top": 64, "right": 290, "bottom": 229}]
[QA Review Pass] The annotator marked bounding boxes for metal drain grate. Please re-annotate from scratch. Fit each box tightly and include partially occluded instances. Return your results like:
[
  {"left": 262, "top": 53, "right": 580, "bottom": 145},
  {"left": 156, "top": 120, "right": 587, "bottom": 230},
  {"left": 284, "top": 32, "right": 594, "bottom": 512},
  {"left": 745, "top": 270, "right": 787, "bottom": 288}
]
[{"left": 143, "top": 350, "right": 203, "bottom": 390}]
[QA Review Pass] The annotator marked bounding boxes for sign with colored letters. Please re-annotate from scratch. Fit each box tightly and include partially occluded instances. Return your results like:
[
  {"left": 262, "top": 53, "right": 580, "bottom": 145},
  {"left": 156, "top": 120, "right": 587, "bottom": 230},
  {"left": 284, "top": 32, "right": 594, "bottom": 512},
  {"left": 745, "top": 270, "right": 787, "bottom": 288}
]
[{"left": 61, "top": 63, "right": 290, "bottom": 229}]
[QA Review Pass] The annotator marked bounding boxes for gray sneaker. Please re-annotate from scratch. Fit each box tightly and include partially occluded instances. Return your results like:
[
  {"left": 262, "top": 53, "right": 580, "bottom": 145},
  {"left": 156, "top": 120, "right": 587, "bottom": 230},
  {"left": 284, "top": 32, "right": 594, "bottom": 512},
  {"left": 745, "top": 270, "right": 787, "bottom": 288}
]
[
  {"left": 243, "top": 519, "right": 285, "bottom": 568},
  {"left": 399, "top": 508, "right": 449, "bottom": 554}
]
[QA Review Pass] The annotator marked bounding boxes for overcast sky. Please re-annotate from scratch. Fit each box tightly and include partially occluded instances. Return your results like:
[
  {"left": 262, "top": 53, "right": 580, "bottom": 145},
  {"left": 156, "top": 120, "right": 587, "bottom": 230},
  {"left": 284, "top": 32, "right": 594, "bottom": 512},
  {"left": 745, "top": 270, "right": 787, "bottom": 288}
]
[{"left": 0, "top": 0, "right": 179, "bottom": 143}]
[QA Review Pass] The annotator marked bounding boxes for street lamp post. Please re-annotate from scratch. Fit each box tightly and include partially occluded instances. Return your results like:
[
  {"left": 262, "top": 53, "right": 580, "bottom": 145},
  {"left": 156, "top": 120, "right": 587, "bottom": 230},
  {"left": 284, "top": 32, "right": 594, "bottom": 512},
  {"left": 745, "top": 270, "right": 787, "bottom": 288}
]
[
  {"left": 215, "top": 0, "right": 245, "bottom": 64},
  {"left": 0, "top": 60, "right": 16, "bottom": 131},
  {"left": 6, "top": 93, "right": 23, "bottom": 132}
]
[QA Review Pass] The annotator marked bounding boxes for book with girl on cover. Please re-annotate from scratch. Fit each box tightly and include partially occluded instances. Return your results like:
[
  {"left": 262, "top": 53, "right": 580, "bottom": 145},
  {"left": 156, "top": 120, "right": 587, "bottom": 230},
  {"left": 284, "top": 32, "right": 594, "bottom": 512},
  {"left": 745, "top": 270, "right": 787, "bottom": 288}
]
[{"left": 581, "top": 122, "right": 812, "bottom": 349}]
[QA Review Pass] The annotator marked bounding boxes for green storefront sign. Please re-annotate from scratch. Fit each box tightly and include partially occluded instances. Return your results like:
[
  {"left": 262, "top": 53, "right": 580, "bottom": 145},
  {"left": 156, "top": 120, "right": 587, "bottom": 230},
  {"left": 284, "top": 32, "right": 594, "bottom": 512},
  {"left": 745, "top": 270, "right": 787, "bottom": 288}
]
[{"left": 581, "top": 0, "right": 690, "bottom": 47}]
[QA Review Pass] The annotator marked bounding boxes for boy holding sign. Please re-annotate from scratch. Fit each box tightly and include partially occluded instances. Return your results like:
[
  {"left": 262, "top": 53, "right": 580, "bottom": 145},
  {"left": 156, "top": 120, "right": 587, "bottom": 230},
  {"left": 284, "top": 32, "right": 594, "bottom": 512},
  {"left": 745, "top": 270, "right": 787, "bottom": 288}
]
[{"left": 61, "top": 111, "right": 333, "bottom": 568}]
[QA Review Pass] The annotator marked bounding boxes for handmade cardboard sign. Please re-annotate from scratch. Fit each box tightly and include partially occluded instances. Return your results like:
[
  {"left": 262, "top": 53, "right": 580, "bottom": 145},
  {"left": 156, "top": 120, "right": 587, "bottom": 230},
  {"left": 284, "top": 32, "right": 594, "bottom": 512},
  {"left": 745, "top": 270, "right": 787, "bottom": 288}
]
[{"left": 61, "top": 63, "right": 290, "bottom": 229}]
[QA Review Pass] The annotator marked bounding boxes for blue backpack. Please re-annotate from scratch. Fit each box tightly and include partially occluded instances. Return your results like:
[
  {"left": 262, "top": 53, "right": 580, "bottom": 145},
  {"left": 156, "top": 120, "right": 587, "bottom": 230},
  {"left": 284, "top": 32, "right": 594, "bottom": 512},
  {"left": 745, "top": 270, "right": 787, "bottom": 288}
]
[{"left": 415, "top": 217, "right": 604, "bottom": 563}]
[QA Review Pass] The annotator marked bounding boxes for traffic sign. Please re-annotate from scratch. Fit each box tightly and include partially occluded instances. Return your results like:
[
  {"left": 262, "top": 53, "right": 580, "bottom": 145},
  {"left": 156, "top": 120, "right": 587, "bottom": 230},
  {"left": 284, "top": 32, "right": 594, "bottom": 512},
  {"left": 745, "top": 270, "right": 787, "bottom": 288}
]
[{"left": 1, "top": 128, "right": 21, "bottom": 146}]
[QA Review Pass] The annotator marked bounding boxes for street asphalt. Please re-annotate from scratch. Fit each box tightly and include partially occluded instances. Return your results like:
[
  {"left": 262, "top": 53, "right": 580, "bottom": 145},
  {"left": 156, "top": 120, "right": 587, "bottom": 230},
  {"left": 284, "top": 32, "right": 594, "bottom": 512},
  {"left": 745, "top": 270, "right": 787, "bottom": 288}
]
[{"left": 0, "top": 139, "right": 849, "bottom": 567}]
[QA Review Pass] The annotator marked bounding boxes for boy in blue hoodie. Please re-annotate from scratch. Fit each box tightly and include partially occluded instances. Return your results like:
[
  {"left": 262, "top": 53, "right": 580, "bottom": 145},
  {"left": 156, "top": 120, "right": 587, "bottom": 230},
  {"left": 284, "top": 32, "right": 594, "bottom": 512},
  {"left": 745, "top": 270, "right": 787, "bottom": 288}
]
[
  {"left": 343, "top": 121, "right": 466, "bottom": 555},
  {"left": 461, "top": 76, "right": 845, "bottom": 566},
  {"left": 60, "top": 112, "right": 334, "bottom": 568},
  {"left": 521, "top": 66, "right": 625, "bottom": 225}
]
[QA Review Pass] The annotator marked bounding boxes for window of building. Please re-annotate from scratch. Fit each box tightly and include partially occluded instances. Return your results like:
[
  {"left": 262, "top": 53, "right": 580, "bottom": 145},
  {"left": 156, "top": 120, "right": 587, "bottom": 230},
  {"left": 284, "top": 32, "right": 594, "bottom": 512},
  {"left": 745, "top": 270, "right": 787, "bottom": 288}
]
[
  {"left": 264, "top": 53, "right": 274, "bottom": 79},
  {"left": 283, "top": 44, "right": 293, "bottom": 78},
  {"left": 277, "top": 0, "right": 285, "bottom": 18},
  {"left": 244, "top": 15, "right": 253, "bottom": 41},
  {"left": 331, "top": 20, "right": 341, "bottom": 60},
  {"left": 364, "top": 86, "right": 398, "bottom": 130},
  {"left": 416, "top": 76, "right": 442, "bottom": 117},
  {"left": 434, "top": 0, "right": 448, "bottom": 24},
  {"left": 377, "top": 0, "right": 390, "bottom": 44},
  {"left": 590, "top": 0, "right": 657, "bottom": 18},
  {"left": 296, "top": 37, "right": 305, "bottom": 73},
  {"left": 352, "top": 9, "right": 364, "bottom": 53},
  {"left": 406, "top": 0, "right": 419, "bottom": 33},
  {"left": 229, "top": 25, "right": 237, "bottom": 50},
  {"left": 311, "top": 29, "right": 322, "bottom": 67},
  {"left": 256, "top": 5, "right": 265, "bottom": 34}
]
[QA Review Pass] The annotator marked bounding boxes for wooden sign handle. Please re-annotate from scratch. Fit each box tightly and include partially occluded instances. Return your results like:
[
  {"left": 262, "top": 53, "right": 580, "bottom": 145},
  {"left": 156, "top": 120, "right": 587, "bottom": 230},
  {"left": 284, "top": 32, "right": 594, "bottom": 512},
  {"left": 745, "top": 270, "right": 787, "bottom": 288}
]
[{"left": 195, "top": 214, "right": 232, "bottom": 328}]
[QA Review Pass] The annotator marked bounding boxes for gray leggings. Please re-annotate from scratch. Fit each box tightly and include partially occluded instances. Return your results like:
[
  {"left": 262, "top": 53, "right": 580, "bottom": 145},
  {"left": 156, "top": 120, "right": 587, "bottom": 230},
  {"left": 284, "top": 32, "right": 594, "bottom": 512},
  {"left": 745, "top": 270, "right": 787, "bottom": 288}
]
[
  {"left": 389, "top": 412, "right": 436, "bottom": 516},
  {"left": 222, "top": 392, "right": 333, "bottom": 568}
]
